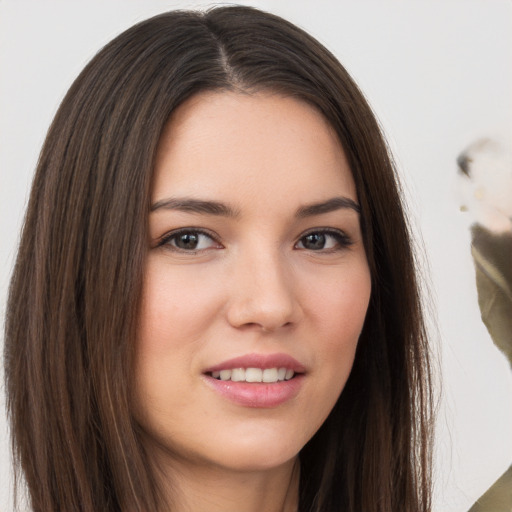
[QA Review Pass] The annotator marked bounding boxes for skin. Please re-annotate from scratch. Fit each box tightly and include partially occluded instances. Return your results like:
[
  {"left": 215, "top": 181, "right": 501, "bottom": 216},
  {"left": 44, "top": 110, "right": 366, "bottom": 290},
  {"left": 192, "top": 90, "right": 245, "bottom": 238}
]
[{"left": 134, "top": 91, "right": 372, "bottom": 512}]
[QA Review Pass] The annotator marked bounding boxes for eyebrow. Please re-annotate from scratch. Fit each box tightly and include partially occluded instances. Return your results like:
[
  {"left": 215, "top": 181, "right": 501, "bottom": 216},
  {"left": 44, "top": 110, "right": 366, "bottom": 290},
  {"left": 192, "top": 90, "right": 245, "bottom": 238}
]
[
  {"left": 295, "top": 197, "right": 360, "bottom": 217},
  {"left": 150, "top": 196, "right": 360, "bottom": 217},
  {"left": 150, "top": 197, "right": 240, "bottom": 217}
]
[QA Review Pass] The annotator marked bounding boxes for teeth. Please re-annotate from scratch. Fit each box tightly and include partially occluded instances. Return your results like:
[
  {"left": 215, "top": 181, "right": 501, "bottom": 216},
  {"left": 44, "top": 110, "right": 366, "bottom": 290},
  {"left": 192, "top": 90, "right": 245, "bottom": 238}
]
[
  {"left": 262, "top": 368, "right": 278, "bottom": 383},
  {"left": 210, "top": 367, "right": 295, "bottom": 383},
  {"left": 219, "top": 369, "right": 232, "bottom": 381},
  {"left": 246, "top": 368, "right": 263, "bottom": 382},
  {"left": 231, "top": 368, "right": 245, "bottom": 382}
]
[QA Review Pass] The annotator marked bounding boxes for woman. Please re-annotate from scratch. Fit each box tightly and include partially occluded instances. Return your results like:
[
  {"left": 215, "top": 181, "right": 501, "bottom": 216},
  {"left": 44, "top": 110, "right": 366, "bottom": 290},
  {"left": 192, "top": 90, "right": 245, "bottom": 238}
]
[{"left": 4, "top": 6, "right": 434, "bottom": 512}]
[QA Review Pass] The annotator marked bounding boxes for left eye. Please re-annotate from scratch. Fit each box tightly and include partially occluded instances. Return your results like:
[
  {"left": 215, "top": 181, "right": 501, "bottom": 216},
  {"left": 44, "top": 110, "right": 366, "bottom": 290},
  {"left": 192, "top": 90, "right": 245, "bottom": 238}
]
[
  {"left": 160, "top": 230, "right": 219, "bottom": 251},
  {"left": 296, "top": 230, "right": 351, "bottom": 251}
]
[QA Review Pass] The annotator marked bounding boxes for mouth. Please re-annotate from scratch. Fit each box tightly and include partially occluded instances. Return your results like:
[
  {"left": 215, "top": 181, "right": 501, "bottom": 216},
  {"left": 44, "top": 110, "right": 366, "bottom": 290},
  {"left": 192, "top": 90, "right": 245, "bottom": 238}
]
[
  {"left": 207, "top": 367, "right": 296, "bottom": 383},
  {"left": 202, "top": 353, "right": 305, "bottom": 407},
  {"left": 203, "top": 352, "right": 305, "bottom": 382}
]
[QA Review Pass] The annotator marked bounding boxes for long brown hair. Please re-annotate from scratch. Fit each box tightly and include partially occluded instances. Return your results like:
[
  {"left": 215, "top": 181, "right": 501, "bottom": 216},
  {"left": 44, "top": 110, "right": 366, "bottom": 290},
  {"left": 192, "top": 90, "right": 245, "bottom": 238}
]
[{"left": 4, "top": 6, "right": 434, "bottom": 511}]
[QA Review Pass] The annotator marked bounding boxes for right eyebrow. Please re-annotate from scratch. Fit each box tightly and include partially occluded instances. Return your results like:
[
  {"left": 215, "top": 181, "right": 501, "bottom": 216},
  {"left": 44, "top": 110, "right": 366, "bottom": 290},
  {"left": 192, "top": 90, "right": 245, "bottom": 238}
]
[{"left": 150, "top": 197, "right": 240, "bottom": 218}]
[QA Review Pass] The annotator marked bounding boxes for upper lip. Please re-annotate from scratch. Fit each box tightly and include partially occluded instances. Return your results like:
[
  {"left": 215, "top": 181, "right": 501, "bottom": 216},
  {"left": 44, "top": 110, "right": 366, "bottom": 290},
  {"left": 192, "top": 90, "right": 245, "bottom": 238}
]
[{"left": 204, "top": 353, "right": 306, "bottom": 374}]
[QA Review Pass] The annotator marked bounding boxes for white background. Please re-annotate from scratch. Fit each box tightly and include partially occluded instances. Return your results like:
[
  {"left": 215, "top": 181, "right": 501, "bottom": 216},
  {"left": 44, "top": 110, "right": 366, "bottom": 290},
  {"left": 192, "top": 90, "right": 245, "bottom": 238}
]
[{"left": 1, "top": 1, "right": 511, "bottom": 510}]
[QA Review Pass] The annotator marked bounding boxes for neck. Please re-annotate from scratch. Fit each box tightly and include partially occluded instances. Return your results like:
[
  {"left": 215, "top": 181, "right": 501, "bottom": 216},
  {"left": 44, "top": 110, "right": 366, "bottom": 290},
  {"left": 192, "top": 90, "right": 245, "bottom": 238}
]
[{"left": 155, "top": 453, "right": 300, "bottom": 512}]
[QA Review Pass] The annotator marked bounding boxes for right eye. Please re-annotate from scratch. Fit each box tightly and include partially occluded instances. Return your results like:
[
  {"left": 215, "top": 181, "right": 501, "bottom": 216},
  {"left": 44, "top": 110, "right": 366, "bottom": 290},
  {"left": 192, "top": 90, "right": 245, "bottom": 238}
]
[{"left": 158, "top": 229, "right": 221, "bottom": 252}]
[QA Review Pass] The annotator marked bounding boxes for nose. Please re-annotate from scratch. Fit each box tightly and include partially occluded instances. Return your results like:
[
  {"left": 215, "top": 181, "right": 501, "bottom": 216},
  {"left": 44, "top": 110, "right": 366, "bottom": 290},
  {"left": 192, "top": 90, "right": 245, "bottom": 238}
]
[{"left": 226, "top": 249, "right": 302, "bottom": 332}]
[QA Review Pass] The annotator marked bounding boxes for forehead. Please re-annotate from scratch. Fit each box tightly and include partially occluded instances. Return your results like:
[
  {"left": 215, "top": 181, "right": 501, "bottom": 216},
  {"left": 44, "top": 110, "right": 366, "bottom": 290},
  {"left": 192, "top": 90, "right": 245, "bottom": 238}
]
[{"left": 153, "top": 91, "right": 356, "bottom": 207}]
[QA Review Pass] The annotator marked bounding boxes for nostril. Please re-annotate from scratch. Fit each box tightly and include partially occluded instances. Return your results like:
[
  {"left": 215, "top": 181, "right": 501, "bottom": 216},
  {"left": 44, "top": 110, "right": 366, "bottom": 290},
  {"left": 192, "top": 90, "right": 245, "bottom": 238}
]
[{"left": 457, "top": 153, "right": 472, "bottom": 177}]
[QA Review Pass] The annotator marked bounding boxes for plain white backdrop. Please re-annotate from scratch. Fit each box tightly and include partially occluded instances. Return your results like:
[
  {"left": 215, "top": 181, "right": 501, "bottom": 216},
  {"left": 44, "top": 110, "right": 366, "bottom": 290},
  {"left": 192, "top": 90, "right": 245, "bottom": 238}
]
[{"left": 1, "top": 1, "right": 511, "bottom": 510}]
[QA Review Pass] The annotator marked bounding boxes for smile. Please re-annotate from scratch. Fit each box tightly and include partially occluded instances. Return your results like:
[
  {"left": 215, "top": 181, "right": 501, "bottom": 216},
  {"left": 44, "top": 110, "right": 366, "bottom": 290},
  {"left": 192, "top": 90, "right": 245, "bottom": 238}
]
[
  {"left": 203, "top": 353, "right": 305, "bottom": 407},
  {"left": 209, "top": 367, "right": 295, "bottom": 383}
]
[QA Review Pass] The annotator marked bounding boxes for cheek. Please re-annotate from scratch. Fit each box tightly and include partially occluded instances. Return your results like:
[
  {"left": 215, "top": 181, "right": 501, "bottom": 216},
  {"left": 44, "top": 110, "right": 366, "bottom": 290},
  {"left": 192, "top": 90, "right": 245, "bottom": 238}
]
[
  {"left": 137, "top": 258, "right": 223, "bottom": 349},
  {"left": 307, "top": 261, "right": 371, "bottom": 336},
  {"left": 305, "top": 262, "right": 371, "bottom": 382},
  {"left": 133, "top": 260, "right": 220, "bottom": 414}
]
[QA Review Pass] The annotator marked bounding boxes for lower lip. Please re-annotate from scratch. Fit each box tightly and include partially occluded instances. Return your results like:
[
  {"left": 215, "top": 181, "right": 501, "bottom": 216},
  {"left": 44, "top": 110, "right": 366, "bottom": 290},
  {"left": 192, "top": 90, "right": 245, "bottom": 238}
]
[{"left": 203, "top": 375, "right": 304, "bottom": 408}]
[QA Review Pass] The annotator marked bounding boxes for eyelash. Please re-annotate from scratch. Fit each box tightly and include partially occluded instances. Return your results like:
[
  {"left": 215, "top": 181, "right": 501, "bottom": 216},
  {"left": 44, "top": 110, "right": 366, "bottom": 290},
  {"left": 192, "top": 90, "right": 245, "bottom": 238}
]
[
  {"left": 156, "top": 227, "right": 353, "bottom": 254},
  {"left": 156, "top": 228, "right": 221, "bottom": 253},
  {"left": 296, "top": 228, "right": 353, "bottom": 252}
]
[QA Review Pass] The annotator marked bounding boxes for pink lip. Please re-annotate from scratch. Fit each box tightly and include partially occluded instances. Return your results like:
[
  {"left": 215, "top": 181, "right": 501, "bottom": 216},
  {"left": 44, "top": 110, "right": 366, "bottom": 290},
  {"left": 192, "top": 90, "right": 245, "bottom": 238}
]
[
  {"left": 202, "top": 353, "right": 306, "bottom": 408},
  {"left": 203, "top": 352, "right": 306, "bottom": 373}
]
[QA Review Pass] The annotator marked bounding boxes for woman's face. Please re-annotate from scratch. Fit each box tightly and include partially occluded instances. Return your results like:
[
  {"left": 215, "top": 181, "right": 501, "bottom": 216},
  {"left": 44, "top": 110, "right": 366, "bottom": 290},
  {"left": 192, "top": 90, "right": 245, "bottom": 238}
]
[{"left": 134, "top": 91, "right": 371, "bottom": 475}]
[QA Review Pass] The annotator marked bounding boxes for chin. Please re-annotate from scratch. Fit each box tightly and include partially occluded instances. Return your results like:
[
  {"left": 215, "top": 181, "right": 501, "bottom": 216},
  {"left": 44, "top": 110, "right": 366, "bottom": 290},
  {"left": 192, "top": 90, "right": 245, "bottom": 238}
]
[
  {"left": 137, "top": 413, "right": 307, "bottom": 475},
  {"left": 212, "top": 450, "right": 298, "bottom": 473},
  {"left": 198, "top": 424, "right": 308, "bottom": 473}
]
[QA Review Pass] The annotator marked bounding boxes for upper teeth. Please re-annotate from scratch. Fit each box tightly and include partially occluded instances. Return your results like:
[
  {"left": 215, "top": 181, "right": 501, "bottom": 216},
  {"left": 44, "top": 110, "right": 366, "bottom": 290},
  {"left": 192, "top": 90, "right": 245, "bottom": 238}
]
[{"left": 211, "top": 367, "right": 295, "bottom": 383}]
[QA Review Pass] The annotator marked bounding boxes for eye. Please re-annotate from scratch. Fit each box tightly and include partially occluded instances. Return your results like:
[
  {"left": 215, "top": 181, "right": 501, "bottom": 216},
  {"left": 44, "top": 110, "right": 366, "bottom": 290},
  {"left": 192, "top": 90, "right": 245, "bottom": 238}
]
[
  {"left": 158, "top": 229, "right": 221, "bottom": 252},
  {"left": 295, "top": 229, "right": 352, "bottom": 251}
]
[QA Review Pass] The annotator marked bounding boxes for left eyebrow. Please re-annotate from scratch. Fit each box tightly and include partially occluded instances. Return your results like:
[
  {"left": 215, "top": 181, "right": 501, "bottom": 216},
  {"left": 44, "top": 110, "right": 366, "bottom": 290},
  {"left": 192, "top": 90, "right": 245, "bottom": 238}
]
[{"left": 295, "top": 197, "right": 360, "bottom": 218}]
